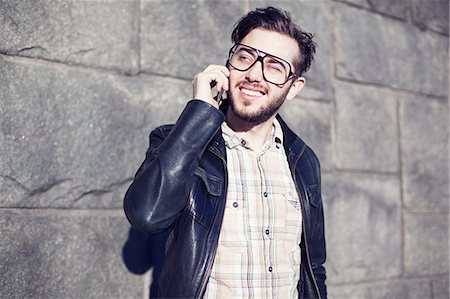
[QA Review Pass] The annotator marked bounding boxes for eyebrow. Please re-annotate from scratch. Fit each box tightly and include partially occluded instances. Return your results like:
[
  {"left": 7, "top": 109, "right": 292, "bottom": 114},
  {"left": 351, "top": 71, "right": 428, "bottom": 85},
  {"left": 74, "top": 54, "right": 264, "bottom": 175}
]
[{"left": 239, "top": 44, "right": 290, "bottom": 65}]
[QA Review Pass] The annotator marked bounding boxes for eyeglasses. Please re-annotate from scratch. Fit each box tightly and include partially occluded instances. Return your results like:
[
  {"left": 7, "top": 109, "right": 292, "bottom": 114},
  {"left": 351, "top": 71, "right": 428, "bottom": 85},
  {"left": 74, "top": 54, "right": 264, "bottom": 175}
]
[{"left": 227, "top": 43, "right": 298, "bottom": 86}]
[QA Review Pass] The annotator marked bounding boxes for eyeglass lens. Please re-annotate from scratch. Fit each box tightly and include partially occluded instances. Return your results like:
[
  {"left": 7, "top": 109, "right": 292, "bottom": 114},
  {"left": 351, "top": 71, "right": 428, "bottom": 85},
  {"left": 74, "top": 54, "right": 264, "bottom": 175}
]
[{"left": 229, "top": 45, "right": 291, "bottom": 85}]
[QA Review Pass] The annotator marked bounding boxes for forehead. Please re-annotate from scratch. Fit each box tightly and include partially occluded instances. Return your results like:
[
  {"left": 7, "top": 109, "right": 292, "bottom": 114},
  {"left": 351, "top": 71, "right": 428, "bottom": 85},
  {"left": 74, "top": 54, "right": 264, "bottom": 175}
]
[{"left": 240, "top": 28, "right": 299, "bottom": 65}]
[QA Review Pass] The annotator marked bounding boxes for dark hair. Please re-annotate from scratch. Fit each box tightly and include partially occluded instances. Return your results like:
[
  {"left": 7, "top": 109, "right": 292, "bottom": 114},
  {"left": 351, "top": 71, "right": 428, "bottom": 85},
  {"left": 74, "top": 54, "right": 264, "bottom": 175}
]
[{"left": 231, "top": 7, "right": 316, "bottom": 76}]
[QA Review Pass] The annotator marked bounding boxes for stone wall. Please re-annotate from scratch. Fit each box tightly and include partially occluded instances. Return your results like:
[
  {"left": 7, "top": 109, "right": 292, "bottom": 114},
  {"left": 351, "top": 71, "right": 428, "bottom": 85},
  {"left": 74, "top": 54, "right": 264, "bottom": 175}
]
[{"left": 1, "top": 0, "right": 448, "bottom": 298}]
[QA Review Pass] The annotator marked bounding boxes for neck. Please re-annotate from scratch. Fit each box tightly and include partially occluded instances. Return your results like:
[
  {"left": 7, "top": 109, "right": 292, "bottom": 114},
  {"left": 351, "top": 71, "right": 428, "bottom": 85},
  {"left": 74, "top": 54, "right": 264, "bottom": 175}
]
[{"left": 225, "top": 108, "right": 276, "bottom": 152}]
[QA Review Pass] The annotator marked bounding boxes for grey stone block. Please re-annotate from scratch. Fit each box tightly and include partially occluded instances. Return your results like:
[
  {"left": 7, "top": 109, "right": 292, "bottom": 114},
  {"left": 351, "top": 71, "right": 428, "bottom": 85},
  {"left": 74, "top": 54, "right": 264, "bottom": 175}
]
[
  {"left": 371, "top": 279, "right": 432, "bottom": 299},
  {"left": 0, "top": 212, "right": 142, "bottom": 298},
  {"left": 280, "top": 98, "right": 332, "bottom": 171},
  {"left": 433, "top": 276, "right": 450, "bottom": 299},
  {"left": 336, "top": 0, "right": 407, "bottom": 20},
  {"left": 0, "top": 0, "right": 139, "bottom": 74},
  {"left": 140, "top": 0, "right": 246, "bottom": 79},
  {"left": 249, "top": 0, "right": 334, "bottom": 101},
  {"left": 323, "top": 173, "right": 401, "bottom": 283},
  {"left": 335, "top": 81, "right": 399, "bottom": 172},
  {"left": 412, "top": 0, "right": 449, "bottom": 35},
  {"left": 328, "top": 284, "right": 371, "bottom": 299},
  {"left": 0, "top": 55, "right": 191, "bottom": 209},
  {"left": 400, "top": 96, "right": 449, "bottom": 208},
  {"left": 404, "top": 212, "right": 449, "bottom": 276},
  {"left": 335, "top": 4, "right": 448, "bottom": 96}
]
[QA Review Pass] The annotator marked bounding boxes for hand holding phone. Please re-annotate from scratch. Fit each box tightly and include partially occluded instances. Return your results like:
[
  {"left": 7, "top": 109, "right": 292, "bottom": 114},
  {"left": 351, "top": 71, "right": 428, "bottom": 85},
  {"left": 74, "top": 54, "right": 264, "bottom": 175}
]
[{"left": 192, "top": 65, "right": 229, "bottom": 108}]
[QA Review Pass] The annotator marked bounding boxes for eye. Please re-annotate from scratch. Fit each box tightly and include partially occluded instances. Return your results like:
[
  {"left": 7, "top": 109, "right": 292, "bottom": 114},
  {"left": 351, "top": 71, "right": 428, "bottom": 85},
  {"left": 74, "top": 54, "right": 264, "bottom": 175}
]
[
  {"left": 236, "top": 51, "right": 254, "bottom": 64},
  {"left": 265, "top": 59, "right": 285, "bottom": 73}
]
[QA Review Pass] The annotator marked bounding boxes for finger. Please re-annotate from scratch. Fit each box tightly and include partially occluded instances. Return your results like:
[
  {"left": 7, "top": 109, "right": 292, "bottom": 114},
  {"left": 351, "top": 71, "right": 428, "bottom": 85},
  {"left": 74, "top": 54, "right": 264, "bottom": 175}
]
[
  {"left": 204, "top": 69, "right": 229, "bottom": 91},
  {"left": 203, "top": 64, "right": 228, "bottom": 73},
  {"left": 216, "top": 70, "right": 229, "bottom": 91}
]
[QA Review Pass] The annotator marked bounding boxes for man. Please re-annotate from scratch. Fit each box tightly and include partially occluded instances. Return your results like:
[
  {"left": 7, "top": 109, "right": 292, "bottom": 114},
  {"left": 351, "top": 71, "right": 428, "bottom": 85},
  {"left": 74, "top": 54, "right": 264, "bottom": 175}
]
[{"left": 124, "top": 6, "right": 326, "bottom": 299}]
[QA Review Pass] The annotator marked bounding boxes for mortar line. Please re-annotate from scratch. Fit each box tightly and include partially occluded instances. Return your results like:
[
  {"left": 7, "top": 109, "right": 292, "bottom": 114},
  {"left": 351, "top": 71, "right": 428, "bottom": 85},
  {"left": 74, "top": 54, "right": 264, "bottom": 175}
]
[
  {"left": 0, "top": 207, "right": 125, "bottom": 217},
  {"left": 0, "top": 52, "right": 137, "bottom": 77},
  {"left": 334, "top": 0, "right": 406, "bottom": 22},
  {"left": 331, "top": 0, "right": 339, "bottom": 173},
  {"left": 336, "top": 0, "right": 449, "bottom": 37},
  {"left": 244, "top": 0, "right": 250, "bottom": 12},
  {"left": 135, "top": 0, "right": 142, "bottom": 75},
  {"left": 334, "top": 77, "right": 448, "bottom": 102},
  {"left": 397, "top": 97, "right": 406, "bottom": 278},
  {"left": 405, "top": 0, "right": 413, "bottom": 25},
  {"left": 403, "top": 207, "right": 450, "bottom": 214},
  {"left": 328, "top": 273, "right": 449, "bottom": 288},
  {"left": 0, "top": 53, "right": 196, "bottom": 85},
  {"left": 325, "top": 167, "right": 399, "bottom": 177},
  {"left": 138, "top": 3, "right": 146, "bottom": 298}
]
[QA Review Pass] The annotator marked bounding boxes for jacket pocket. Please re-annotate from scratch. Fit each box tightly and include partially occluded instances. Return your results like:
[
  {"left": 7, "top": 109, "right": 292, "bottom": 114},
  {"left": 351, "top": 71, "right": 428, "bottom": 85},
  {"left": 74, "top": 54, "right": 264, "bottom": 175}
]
[
  {"left": 306, "top": 185, "right": 321, "bottom": 208},
  {"left": 194, "top": 167, "right": 223, "bottom": 196},
  {"left": 184, "top": 167, "right": 223, "bottom": 228}
]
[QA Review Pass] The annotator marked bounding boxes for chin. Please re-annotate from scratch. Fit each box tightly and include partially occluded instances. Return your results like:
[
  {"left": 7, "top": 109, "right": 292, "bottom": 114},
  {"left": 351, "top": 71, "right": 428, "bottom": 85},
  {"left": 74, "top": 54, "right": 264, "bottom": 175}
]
[
  {"left": 227, "top": 89, "right": 283, "bottom": 125},
  {"left": 231, "top": 103, "right": 275, "bottom": 125}
]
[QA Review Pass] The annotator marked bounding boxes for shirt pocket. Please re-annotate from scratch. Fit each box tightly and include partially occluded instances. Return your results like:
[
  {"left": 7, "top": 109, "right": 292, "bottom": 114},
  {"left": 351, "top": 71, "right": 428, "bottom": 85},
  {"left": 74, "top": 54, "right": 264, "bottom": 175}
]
[
  {"left": 274, "top": 191, "right": 302, "bottom": 242},
  {"left": 184, "top": 167, "right": 223, "bottom": 228},
  {"left": 218, "top": 199, "right": 247, "bottom": 248}
]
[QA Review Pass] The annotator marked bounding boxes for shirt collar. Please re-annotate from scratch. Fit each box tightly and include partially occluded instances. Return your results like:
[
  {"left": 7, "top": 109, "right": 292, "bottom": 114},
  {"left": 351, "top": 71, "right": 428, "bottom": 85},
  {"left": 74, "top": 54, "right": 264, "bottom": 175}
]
[{"left": 221, "top": 119, "right": 284, "bottom": 151}]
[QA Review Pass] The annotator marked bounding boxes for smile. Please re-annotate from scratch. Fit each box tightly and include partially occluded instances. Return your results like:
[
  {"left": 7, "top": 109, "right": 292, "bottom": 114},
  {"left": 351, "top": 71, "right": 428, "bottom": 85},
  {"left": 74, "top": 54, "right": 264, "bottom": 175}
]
[{"left": 240, "top": 87, "right": 265, "bottom": 97}]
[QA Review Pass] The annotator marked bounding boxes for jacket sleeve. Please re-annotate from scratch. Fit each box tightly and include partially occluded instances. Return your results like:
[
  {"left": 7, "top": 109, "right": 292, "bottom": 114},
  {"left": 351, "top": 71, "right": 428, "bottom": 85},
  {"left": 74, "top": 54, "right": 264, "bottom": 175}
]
[
  {"left": 308, "top": 148, "right": 327, "bottom": 299},
  {"left": 123, "top": 100, "right": 225, "bottom": 233}
]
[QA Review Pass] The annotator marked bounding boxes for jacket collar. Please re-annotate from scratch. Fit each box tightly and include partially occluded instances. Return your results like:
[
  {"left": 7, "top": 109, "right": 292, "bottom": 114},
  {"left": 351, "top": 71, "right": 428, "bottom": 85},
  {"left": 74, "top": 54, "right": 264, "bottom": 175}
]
[{"left": 276, "top": 114, "right": 306, "bottom": 163}]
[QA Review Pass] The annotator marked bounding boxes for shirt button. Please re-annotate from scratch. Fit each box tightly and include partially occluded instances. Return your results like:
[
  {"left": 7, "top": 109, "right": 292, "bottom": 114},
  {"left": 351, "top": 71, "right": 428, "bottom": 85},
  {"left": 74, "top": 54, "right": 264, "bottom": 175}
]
[
  {"left": 263, "top": 191, "right": 268, "bottom": 197},
  {"left": 268, "top": 266, "right": 273, "bottom": 272},
  {"left": 265, "top": 229, "right": 270, "bottom": 235},
  {"left": 233, "top": 202, "right": 238, "bottom": 208}
]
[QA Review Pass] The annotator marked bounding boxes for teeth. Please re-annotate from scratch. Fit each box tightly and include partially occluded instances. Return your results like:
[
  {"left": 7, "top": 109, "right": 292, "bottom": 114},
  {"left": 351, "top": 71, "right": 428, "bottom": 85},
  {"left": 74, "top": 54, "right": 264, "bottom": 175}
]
[{"left": 241, "top": 88, "right": 263, "bottom": 97}]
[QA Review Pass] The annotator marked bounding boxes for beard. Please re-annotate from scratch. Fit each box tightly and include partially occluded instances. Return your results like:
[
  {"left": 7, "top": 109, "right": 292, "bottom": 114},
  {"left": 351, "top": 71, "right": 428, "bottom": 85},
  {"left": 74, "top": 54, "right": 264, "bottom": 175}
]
[{"left": 227, "top": 84, "right": 290, "bottom": 126}]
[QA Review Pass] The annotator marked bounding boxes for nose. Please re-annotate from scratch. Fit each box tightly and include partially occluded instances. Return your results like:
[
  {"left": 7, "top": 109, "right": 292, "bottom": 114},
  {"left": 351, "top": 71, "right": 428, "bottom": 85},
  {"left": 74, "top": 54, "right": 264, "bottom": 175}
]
[{"left": 245, "top": 60, "right": 264, "bottom": 83}]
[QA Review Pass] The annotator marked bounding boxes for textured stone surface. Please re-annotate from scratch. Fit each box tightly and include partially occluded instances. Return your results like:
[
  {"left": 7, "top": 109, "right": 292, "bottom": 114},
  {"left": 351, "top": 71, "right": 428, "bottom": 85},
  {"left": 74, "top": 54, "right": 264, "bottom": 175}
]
[
  {"left": 329, "top": 279, "right": 435, "bottom": 299},
  {"left": 335, "top": 81, "right": 398, "bottom": 172},
  {"left": 336, "top": 0, "right": 407, "bottom": 20},
  {"left": 328, "top": 284, "right": 370, "bottom": 299},
  {"left": 371, "top": 279, "right": 432, "bottom": 299},
  {"left": 140, "top": 0, "right": 246, "bottom": 79},
  {"left": 412, "top": 0, "right": 449, "bottom": 35},
  {"left": 433, "top": 276, "right": 450, "bottom": 299},
  {"left": 404, "top": 212, "right": 449, "bottom": 276},
  {"left": 335, "top": 4, "right": 448, "bottom": 96},
  {"left": 0, "top": 56, "right": 191, "bottom": 209},
  {"left": 0, "top": 1, "right": 449, "bottom": 297},
  {"left": 400, "top": 96, "right": 449, "bottom": 208},
  {"left": 0, "top": 212, "right": 142, "bottom": 298},
  {"left": 250, "top": 0, "right": 333, "bottom": 100},
  {"left": 0, "top": 0, "right": 139, "bottom": 73},
  {"left": 323, "top": 173, "right": 401, "bottom": 283},
  {"left": 280, "top": 98, "right": 332, "bottom": 170}
]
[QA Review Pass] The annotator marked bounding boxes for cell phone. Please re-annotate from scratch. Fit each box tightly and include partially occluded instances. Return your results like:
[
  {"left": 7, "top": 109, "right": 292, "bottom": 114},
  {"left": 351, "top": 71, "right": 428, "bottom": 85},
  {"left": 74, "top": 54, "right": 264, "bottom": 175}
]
[
  {"left": 215, "top": 91, "right": 223, "bottom": 106},
  {"left": 214, "top": 61, "right": 229, "bottom": 106}
]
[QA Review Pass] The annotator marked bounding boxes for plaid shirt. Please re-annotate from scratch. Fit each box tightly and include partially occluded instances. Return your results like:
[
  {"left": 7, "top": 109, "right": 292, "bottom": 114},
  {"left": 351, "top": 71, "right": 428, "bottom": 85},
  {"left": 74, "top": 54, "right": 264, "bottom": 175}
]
[{"left": 204, "top": 119, "right": 302, "bottom": 299}]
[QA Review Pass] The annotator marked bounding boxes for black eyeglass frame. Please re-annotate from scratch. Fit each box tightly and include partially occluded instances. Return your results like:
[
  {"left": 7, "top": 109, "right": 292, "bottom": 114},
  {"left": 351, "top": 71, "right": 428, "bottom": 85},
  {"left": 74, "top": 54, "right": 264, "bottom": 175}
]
[{"left": 226, "top": 43, "right": 299, "bottom": 86}]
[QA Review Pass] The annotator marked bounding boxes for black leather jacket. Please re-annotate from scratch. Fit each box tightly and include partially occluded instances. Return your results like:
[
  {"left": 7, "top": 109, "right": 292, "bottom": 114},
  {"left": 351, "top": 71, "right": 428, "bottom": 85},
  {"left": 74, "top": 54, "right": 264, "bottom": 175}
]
[{"left": 124, "top": 100, "right": 327, "bottom": 298}]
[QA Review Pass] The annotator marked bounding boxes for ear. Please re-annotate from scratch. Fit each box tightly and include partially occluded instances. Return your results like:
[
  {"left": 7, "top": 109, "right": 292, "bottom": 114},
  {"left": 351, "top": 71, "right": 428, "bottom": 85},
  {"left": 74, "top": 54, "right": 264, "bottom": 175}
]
[{"left": 286, "top": 77, "right": 305, "bottom": 101}]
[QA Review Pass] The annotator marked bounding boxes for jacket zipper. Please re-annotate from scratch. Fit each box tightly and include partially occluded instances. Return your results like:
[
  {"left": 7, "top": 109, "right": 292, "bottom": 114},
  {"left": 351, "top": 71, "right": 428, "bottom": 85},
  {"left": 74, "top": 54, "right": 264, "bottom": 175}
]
[
  {"left": 293, "top": 145, "right": 322, "bottom": 299},
  {"left": 197, "top": 147, "right": 228, "bottom": 298}
]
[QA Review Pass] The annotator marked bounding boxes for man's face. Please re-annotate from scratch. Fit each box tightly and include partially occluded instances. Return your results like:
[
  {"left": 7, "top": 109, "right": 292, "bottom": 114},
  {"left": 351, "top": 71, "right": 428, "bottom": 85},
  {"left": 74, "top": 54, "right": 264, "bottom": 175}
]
[{"left": 227, "top": 28, "right": 305, "bottom": 125}]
